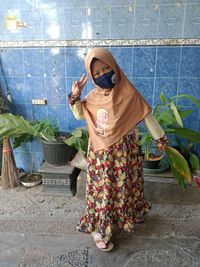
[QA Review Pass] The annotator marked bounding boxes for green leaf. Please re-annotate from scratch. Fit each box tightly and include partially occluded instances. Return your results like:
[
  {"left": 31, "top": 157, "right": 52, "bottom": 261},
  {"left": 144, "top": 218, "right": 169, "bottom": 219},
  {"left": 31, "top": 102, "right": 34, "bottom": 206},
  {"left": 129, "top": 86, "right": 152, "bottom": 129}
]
[
  {"left": 160, "top": 91, "right": 167, "bottom": 104},
  {"left": 189, "top": 152, "right": 200, "bottom": 172},
  {"left": 172, "top": 94, "right": 200, "bottom": 109},
  {"left": 0, "top": 113, "right": 36, "bottom": 138},
  {"left": 173, "top": 128, "right": 200, "bottom": 143},
  {"left": 157, "top": 110, "right": 177, "bottom": 125},
  {"left": 166, "top": 146, "right": 192, "bottom": 184},
  {"left": 169, "top": 102, "right": 183, "bottom": 127},
  {"left": 178, "top": 109, "right": 193, "bottom": 119},
  {"left": 65, "top": 128, "right": 89, "bottom": 156}
]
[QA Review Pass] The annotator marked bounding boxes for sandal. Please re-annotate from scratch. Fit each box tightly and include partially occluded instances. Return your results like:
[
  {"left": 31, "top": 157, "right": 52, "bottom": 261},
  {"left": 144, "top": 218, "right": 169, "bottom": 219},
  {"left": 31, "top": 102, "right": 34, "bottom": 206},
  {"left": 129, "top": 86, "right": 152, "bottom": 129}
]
[
  {"left": 135, "top": 216, "right": 145, "bottom": 224},
  {"left": 91, "top": 232, "right": 114, "bottom": 252}
]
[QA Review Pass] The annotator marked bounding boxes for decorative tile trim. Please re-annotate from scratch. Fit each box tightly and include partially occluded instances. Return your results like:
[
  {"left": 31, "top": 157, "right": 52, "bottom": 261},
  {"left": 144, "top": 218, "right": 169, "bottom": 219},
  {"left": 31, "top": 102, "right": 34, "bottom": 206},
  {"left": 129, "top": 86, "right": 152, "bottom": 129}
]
[{"left": 0, "top": 39, "right": 200, "bottom": 48}]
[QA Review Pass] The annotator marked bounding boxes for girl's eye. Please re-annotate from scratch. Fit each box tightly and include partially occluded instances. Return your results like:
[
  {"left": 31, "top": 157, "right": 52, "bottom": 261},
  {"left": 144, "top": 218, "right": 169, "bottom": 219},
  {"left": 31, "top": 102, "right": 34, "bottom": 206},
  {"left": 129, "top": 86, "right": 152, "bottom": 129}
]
[{"left": 94, "top": 72, "right": 99, "bottom": 77}]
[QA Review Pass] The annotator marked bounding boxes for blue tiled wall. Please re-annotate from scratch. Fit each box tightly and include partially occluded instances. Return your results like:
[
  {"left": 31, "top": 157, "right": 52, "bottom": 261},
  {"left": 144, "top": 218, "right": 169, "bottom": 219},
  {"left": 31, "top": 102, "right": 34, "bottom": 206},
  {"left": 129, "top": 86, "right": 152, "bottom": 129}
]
[
  {"left": 1, "top": 45, "right": 200, "bottom": 171},
  {"left": 0, "top": 0, "right": 200, "bottom": 171},
  {"left": 0, "top": 1, "right": 200, "bottom": 40}
]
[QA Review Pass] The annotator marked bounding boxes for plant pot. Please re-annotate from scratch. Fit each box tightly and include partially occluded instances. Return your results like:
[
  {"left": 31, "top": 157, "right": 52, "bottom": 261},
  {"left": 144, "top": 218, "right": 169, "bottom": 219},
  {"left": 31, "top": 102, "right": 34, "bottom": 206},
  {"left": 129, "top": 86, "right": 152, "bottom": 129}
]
[
  {"left": 143, "top": 154, "right": 164, "bottom": 169},
  {"left": 143, "top": 158, "right": 161, "bottom": 169},
  {"left": 40, "top": 138, "right": 77, "bottom": 165},
  {"left": 19, "top": 173, "right": 42, "bottom": 187}
]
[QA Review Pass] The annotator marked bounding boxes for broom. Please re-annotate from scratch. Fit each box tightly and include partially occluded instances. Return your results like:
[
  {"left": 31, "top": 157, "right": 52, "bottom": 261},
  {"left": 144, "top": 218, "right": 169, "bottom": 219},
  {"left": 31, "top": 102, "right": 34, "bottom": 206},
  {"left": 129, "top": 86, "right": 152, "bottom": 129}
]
[{"left": 1, "top": 137, "right": 20, "bottom": 189}]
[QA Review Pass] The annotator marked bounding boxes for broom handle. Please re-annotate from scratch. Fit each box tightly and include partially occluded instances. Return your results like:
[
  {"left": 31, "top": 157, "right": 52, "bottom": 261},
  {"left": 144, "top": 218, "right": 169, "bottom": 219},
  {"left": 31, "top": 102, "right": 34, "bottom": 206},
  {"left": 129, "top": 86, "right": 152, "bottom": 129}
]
[{"left": 2, "top": 137, "right": 12, "bottom": 153}]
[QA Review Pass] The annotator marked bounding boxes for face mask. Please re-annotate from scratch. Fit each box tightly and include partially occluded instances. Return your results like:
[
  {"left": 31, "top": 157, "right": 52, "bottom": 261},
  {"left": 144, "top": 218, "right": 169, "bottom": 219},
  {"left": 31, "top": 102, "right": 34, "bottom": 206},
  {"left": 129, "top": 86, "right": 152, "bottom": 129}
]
[{"left": 94, "top": 70, "right": 117, "bottom": 89}]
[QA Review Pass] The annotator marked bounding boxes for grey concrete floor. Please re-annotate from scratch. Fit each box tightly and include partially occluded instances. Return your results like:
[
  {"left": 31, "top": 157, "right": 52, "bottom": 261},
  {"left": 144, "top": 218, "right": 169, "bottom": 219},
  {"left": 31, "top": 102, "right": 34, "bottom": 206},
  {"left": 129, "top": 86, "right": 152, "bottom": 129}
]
[{"left": 0, "top": 179, "right": 200, "bottom": 267}]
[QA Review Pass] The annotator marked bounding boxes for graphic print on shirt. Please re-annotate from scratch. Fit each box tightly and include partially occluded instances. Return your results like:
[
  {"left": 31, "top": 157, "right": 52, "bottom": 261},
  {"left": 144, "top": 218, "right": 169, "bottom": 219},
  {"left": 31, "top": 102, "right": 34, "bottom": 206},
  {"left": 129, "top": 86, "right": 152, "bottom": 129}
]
[{"left": 96, "top": 108, "right": 109, "bottom": 136}]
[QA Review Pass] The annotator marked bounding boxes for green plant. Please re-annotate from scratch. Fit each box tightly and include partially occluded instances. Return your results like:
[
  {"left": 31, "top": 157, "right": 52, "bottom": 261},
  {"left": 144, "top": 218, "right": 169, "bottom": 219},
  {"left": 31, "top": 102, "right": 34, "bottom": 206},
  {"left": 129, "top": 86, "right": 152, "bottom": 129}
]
[
  {"left": 139, "top": 91, "right": 200, "bottom": 189},
  {"left": 0, "top": 113, "right": 58, "bottom": 148},
  {"left": 65, "top": 127, "right": 89, "bottom": 156}
]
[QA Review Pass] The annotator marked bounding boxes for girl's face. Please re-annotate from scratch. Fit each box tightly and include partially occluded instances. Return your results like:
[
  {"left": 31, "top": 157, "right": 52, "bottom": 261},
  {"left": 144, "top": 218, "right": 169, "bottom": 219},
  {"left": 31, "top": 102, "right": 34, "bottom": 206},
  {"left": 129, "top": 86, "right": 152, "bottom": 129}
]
[{"left": 91, "top": 59, "right": 112, "bottom": 79}]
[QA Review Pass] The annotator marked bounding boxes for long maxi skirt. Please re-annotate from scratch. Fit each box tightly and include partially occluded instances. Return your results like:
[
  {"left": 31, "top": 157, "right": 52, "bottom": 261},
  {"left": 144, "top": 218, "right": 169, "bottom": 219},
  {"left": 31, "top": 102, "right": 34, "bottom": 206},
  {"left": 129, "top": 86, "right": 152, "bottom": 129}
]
[{"left": 77, "top": 130, "right": 151, "bottom": 244}]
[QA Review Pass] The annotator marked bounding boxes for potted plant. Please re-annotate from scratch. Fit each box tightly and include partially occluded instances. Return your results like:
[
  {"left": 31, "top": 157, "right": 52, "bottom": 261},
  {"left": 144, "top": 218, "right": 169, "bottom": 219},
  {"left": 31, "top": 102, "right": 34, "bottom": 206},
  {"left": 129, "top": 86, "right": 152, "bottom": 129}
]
[
  {"left": 65, "top": 127, "right": 89, "bottom": 170},
  {"left": 0, "top": 113, "right": 77, "bottom": 165},
  {"left": 139, "top": 91, "right": 200, "bottom": 189}
]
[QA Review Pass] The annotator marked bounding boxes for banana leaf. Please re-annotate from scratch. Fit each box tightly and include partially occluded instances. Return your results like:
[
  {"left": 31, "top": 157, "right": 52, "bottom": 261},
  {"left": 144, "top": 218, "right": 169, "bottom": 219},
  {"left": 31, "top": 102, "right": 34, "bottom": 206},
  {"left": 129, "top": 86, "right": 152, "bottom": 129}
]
[{"left": 166, "top": 146, "right": 192, "bottom": 185}]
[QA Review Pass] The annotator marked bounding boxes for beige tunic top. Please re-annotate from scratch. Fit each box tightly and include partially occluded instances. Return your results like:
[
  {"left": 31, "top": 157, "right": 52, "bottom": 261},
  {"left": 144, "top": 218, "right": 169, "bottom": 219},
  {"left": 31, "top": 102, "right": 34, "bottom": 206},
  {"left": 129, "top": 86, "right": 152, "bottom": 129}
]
[{"left": 69, "top": 101, "right": 165, "bottom": 141}]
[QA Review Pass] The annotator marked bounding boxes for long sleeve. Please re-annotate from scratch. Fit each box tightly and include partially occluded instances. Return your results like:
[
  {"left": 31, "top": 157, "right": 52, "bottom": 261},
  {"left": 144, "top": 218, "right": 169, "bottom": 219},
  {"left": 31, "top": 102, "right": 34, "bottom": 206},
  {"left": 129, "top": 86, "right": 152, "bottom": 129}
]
[
  {"left": 69, "top": 100, "right": 85, "bottom": 120},
  {"left": 144, "top": 112, "right": 165, "bottom": 140}
]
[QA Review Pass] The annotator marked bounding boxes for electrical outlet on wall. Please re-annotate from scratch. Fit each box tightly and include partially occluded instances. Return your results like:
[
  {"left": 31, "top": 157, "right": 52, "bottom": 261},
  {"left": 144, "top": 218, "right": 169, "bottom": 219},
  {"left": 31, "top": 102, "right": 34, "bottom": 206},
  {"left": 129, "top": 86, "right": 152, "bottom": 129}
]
[{"left": 32, "top": 99, "right": 47, "bottom": 105}]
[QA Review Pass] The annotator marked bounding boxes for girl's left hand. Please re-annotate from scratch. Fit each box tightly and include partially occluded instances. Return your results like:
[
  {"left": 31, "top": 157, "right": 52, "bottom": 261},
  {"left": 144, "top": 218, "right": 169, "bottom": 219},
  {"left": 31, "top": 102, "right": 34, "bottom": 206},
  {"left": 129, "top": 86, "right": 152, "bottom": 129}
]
[{"left": 156, "top": 135, "right": 168, "bottom": 152}]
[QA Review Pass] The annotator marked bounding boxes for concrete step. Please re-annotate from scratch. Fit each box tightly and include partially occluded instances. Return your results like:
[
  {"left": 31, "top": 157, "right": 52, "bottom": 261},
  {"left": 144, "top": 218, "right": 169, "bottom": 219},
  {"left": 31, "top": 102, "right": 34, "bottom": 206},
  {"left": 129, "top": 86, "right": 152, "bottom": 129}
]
[{"left": 76, "top": 170, "right": 200, "bottom": 205}]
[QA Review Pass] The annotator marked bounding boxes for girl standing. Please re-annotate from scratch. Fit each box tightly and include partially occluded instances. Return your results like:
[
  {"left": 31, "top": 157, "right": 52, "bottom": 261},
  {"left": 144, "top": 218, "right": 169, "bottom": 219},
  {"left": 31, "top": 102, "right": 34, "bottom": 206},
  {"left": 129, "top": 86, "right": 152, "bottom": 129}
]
[{"left": 68, "top": 48, "right": 167, "bottom": 252}]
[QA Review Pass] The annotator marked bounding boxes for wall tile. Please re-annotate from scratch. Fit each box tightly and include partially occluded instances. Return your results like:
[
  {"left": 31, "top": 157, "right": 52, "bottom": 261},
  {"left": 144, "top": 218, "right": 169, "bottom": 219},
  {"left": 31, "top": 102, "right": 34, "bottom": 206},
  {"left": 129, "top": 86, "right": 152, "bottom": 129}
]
[
  {"left": 24, "top": 49, "right": 45, "bottom": 77},
  {"left": 132, "top": 78, "right": 154, "bottom": 106},
  {"left": 182, "top": 106, "right": 199, "bottom": 131},
  {"left": 0, "top": 9, "right": 6, "bottom": 41},
  {"left": 109, "top": 47, "right": 132, "bottom": 77},
  {"left": 0, "top": 49, "right": 25, "bottom": 76},
  {"left": 12, "top": 103, "right": 27, "bottom": 117},
  {"left": 159, "top": 4, "right": 184, "bottom": 38},
  {"left": 87, "top": 0, "right": 109, "bottom": 7},
  {"left": 180, "top": 47, "right": 200, "bottom": 77},
  {"left": 45, "top": 77, "right": 66, "bottom": 105},
  {"left": 25, "top": 77, "right": 46, "bottom": 104},
  {"left": 68, "top": 107, "right": 86, "bottom": 132},
  {"left": 132, "top": 47, "right": 156, "bottom": 77},
  {"left": 31, "top": 105, "right": 48, "bottom": 121},
  {"left": 134, "top": 5, "right": 159, "bottom": 39},
  {"left": 178, "top": 78, "right": 200, "bottom": 106},
  {"left": 47, "top": 104, "right": 68, "bottom": 132},
  {"left": 65, "top": 8, "right": 87, "bottom": 40},
  {"left": 156, "top": 47, "right": 181, "bottom": 77},
  {"left": 14, "top": 152, "right": 32, "bottom": 172},
  {"left": 63, "top": 0, "right": 86, "bottom": 8},
  {"left": 159, "top": 0, "right": 186, "bottom": 3},
  {"left": 111, "top": 6, "right": 134, "bottom": 39},
  {"left": 41, "top": 0, "right": 63, "bottom": 9},
  {"left": 111, "top": 0, "right": 135, "bottom": 6},
  {"left": 135, "top": 0, "right": 159, "bottom": 4},
  {"left": 6, "top": 77, "right": 27, "bottom": 104},
  {"left": 65, "top": 48, "right": 86, "bottom": 77},
  {"left": 21, "top": 9, "right": 42, "bottom": 40},
  {"left": 154, "top": 78, "right": 178, "bottom": 105},
  {"left": 87, "top": 7, "right": 111, "bottom": 39},
  {"left": 41, "top": 8, "right": 67, "bottom": 40},
  {"left": 44, "top": 48, "right": 65, "bottom": 77},
  {"left": 184, "top": 4, "right": 200, "bottom": 38}
]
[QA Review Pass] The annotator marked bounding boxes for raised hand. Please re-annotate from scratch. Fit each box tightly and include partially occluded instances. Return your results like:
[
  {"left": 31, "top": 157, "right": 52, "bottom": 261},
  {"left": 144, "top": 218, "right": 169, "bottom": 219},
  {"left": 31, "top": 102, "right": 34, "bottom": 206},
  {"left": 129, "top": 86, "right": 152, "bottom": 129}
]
[{"left": 72, "top": 73, "right": 88, "bottom": 96}]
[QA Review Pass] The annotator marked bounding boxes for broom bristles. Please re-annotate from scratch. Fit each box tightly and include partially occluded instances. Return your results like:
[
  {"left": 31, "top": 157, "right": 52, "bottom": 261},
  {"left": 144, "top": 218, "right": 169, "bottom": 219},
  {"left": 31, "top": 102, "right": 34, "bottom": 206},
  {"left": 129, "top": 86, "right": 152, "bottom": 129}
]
[{"left": 1, "top": 138, "right": 20, "bottom": 189}]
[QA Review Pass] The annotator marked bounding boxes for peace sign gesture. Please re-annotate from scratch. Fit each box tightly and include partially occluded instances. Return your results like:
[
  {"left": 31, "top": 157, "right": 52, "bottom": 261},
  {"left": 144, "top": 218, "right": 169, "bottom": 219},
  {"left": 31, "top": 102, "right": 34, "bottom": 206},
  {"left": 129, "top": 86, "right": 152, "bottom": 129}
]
[{"left": 72, "top": 73, "right": 88, "bottom": 96}]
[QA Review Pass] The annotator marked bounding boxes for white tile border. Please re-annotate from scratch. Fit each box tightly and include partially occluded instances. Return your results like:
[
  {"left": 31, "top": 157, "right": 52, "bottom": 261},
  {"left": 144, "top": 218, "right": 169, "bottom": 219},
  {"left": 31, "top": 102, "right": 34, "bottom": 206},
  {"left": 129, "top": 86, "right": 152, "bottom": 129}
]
[{"left": 0, "top": 39, "right": 200, "bottom": 48}]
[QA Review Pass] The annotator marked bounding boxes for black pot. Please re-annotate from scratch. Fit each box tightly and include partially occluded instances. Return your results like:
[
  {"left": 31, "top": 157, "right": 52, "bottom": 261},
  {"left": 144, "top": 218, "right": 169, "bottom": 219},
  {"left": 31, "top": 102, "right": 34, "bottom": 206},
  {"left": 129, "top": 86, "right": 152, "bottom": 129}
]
[
  {"left": 143, "top": 158, "right": 161, "bottom": 169},
  {"left": 40, "top": 139, "right": 77, "bottom": 165}
]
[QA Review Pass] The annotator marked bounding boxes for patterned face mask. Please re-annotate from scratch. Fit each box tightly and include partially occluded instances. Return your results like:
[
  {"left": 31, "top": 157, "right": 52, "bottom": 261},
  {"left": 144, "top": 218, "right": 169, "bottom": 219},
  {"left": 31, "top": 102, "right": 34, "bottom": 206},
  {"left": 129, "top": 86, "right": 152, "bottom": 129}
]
[{"left": 94, "top": 70, "right": 117, "bottom": 89}]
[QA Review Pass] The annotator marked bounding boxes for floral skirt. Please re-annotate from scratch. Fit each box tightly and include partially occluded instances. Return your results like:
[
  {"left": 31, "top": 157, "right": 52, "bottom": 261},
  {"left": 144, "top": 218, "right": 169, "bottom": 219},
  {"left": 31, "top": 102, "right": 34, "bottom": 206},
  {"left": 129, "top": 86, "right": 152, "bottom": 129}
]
[{"left": 77, "top": 131, "right": 151, "bottom": 243}]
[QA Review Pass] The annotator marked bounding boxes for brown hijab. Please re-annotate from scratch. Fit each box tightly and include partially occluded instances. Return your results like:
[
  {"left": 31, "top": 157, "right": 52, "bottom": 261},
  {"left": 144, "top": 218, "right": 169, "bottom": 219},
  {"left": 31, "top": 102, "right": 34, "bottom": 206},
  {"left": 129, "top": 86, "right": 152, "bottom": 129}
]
[{"left": 82, "top": 48, "right": 151, "bottom": 151}]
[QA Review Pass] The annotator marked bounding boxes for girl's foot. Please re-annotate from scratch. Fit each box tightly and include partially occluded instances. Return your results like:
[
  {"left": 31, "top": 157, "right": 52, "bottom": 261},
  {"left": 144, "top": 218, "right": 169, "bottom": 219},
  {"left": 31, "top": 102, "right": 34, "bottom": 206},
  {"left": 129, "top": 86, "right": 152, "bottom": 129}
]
[
  {"left": 135, "top": 216, "right": 145, "bottom": 224},
  {"left": 91, "top": 232, "right": 114, "bottom": 252}
]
